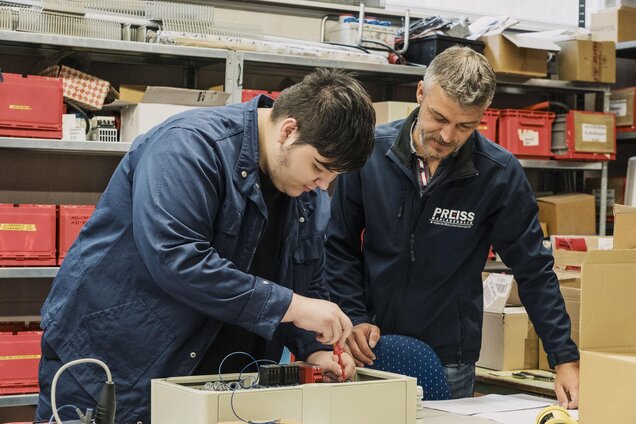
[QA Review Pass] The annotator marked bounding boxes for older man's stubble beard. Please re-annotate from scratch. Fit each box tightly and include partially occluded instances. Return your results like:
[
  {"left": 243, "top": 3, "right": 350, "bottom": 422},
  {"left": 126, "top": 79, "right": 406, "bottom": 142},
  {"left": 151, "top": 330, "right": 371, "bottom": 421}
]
[{"left": 417, "top": 128, "right": 460, "bottom": 162}]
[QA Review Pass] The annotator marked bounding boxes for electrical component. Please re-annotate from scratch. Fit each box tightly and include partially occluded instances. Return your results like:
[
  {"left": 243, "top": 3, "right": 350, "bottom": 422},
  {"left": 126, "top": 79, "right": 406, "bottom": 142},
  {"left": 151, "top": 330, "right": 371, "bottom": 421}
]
[
  {"left": 280, "top": 364, "right": 298, "bottom": 386},
  {"left": 296, "top": 363, "right": 323, "bottom": 384},
  {"left": 332, "top": 344, "right": 346, "bottom": 378},
  {"left": 258, "top": 364, "right": 281, "bottom": 386},
  {"left": 87, "top": 117, "right": 118, "bottom": 142}
]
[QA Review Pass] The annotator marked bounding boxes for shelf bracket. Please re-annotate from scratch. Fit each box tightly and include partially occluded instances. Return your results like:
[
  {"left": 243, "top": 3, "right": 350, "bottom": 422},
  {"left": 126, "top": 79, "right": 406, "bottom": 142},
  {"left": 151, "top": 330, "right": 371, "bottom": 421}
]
[{"left": 225, "top": 50, "right": 244, "bottom": 104}]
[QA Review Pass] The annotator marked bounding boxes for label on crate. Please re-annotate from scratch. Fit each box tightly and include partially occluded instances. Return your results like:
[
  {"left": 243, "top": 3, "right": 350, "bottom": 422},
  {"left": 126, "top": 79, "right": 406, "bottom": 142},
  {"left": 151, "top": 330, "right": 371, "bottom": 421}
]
[
  {"left": 582, "top": 124, "right": 608, "bottom": 143},
  {"left": 518, "top": 129, "right": 539, "bottom": 146},
  {"left": 0, "top": 354, "right": 41, "bottom": 360},
  {"left": 610, "top": 99, "right": 627, "bottom": 117},
  {"left": 0, "top": 223, "right": 36, "bottom": 231}
]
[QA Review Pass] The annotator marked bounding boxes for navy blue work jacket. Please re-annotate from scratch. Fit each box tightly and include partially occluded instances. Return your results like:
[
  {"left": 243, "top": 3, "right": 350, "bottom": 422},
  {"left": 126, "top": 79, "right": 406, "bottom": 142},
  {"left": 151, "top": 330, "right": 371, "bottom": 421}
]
[
  {"left": 326, "top": 109, "right": 579, "bottom": 369},
  {"left": 38, "top": 96, "right": 329, "bottom": 423}
]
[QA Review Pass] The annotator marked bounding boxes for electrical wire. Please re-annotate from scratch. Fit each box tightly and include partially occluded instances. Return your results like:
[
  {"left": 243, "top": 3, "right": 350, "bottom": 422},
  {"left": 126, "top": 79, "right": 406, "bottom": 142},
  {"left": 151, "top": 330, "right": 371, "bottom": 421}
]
[
  {"left": 63, "top": 99, "right": 92, "bottom": 135},
  {"left": 51, "top": 358, "right": 113, "bottom": 424},
  {"left": 48, "top": 404, "right": 80, "bottom": 424}
]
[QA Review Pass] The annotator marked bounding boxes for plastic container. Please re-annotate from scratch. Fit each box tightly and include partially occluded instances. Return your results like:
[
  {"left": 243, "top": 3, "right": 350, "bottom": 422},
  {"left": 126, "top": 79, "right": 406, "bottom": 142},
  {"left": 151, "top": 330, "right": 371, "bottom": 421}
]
[
  {"left": 0, "top": 331, "right": 42, "bottom": 395},
  {"left": 477, "top": 109, "right": 500, "bottom": 142},
  {"left": 0, "top": 204, "right": 56, "bottom": 266},
  {"left": 241, "top": 89, "right": 282, "bottom": 102},
  {"left": 498, "top": 109, "right": 555, "bottom": 158},
  {"left": 403, "top": 35, "right": 485, "bottom": 66},
  {"left": 0, "top": 73, "right": 63, "bottom": 139},
  {"left": 57, "top": 205, "right": 95, "bottom": 265},
  {"left": 552, "top": 110, "right": 616, "bottom": 161}
]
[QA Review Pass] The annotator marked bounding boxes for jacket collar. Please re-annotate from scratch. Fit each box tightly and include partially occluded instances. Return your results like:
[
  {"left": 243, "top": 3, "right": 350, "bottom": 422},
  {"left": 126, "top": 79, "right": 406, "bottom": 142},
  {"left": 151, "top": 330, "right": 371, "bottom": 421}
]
[
  {"left": 388, "top": 106, "right": 478, "bottom": 181},
  {"left": 233, "top": 95, "right": 274, "bottom": 212}
]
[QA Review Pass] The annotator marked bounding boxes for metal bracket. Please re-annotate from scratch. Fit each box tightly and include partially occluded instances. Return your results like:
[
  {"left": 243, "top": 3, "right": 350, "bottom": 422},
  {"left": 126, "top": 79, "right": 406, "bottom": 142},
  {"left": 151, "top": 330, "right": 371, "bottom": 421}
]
[{"left": 225, "top": 50, "right": 244, "bottom": 104}]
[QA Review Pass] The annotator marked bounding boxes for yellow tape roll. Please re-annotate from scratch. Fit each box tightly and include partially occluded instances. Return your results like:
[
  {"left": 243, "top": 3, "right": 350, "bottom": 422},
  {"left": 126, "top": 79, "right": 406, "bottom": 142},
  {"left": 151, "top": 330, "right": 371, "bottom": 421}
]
[{"left": 536, "top": 405, "right": 577, "bottom": 424}]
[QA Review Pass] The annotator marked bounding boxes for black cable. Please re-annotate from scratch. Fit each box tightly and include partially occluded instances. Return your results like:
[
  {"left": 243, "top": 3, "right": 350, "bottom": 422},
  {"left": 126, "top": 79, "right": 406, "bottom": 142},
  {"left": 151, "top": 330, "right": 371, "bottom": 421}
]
[
  {"left": 323, "top": 42, "right": 372, "bottom": 54},
  {"left": 358, "top": 39, "right": 406, "bottom": 65}
]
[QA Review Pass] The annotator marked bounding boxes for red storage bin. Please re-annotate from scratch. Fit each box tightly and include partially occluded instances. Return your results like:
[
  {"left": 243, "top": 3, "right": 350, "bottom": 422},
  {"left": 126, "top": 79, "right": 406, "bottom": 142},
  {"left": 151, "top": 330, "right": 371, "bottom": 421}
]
[
  {"left": 0, "top": 331, "right": 42, "bottom": 395},
  {"left": 498, "top": 109, "right": 555, "bottom": 159},
  {"left": 477, "top": 108, "right": 500, "bottom": 142},
  {"left": 552, "top": 111, "right": 616, "bottom": 161},
  {"left": 242, "top": 89, "right": 282, "bottom": 102},
  {"left": 0, "top": 73, "right": 63, "bottom": 139},
  {"left": 57, "top": 205, "right": 95, "bottom": 265},
  {"left": 0, "top": 204, "right": 56, "bottom": 266}
]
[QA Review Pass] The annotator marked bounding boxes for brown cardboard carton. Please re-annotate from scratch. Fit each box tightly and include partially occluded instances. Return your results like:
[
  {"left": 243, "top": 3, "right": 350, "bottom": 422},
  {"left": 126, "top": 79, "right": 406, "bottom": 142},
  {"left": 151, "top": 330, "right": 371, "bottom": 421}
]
[
  {"left": 481, "top": 33, "right": 559, "bottom": 78},
  {"left": 579, "top": 249, "right": 636, "bottom": 424},
  {"left": 478, "top": 274, "right": 538, "bottom": 370},
  {"left": 372, "top": 102, "right": 419, "bottom": 125},
  {"left": 613, "top": 204, "right": 636, "bottom": 249},
  {"left": 610, "top": 87, "right": 636, "bottom": 127},
  {"left": 591, "top": 6, "right": 636, "bottom": 43},
  {"left": 572, "top": 111, "right": 616, "bottom": 154},
  {"left": 537, "top": 193, "right": 596, "bottom": 235},
  {"left": 551, "top": 235, "right": 614, "bottom": 270},
  {"left": 557, "top": 40, "right": 616, "bottom": 83}
]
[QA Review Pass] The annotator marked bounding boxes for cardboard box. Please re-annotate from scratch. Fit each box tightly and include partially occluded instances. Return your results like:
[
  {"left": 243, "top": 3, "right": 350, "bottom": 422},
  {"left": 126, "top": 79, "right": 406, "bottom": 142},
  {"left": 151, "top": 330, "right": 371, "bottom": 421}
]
[
  {"left": 41, "top": 65, "right": 110, "bottom": 110},
  {"left": 482, "top": 273, "right": 522, "bottom": 308},
  {"left": 119, "top": 87, "right": 230, "bottom": 143},
  {"left": 586, "top": 176, "right": 626, "bottom": 214},
  {"left": 557, "top": 40, "right": 616, "bottom": 83},
  {"left": 578, "top": 249, "right": 636, "bottom": 424},
  {"left": 481, "top": 33, "right": 560, "bottom": 78},
  {"left": 551, "top": 235, "right": 614, "bottom": 270},
  {"left": 372, "top": 102, "right": 419, "bottom": 125},
  {"left": 478, "top": 274, "right": 538, "bottom": 371},
  {"left": 611, "top": 87, "right": 635, "bottom": 127},
  {"left": 613, "top": 204, "right": 636, "bottom": 249},
  {"left": 591, "top": 6, "right": 636, "bottom": 43},
  {"left": 537, "top": 193, "right": 596, "bottom": 235}
]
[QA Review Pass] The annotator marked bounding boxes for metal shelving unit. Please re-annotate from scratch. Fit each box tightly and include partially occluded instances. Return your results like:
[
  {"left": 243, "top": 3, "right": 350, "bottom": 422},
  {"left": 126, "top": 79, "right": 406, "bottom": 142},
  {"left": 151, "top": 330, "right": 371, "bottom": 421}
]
[
  {"left": 0, "top": 137, "right": 132, "bottom": 155},
  {"left": 0, "top": 267, "right": 59, "bottom": 279},
  {"left": 0, "top": 393, "right": 38, "bottom": 408},
  {"left": 617, "top": 132, "right": 636, "bottom": 140},
  {"left": 617, "top": 40, "right": 636, "bottom": 59}
]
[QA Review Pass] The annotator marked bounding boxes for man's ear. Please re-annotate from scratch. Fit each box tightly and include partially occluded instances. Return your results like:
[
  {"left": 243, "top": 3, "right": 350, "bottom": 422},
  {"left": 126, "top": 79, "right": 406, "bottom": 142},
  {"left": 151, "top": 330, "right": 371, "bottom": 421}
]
[
  {"left": 416, "top": 80, "right": 425, "bottom": 104},
  {"left": 278, "top": 117, "right": 298, "bottom": 145}
]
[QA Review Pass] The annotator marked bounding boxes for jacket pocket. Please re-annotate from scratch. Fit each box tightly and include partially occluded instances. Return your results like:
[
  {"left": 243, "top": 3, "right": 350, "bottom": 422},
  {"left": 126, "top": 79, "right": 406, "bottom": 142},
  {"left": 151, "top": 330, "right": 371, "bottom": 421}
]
[
  {"left": 292, "top": 235, "right": 324, "bottom": 296},
  {"left": 68, "top": 300, "right": 176, "bottom": 391},
  {"left": 214, "top": 201, "right": 242, "bottom": 236}
]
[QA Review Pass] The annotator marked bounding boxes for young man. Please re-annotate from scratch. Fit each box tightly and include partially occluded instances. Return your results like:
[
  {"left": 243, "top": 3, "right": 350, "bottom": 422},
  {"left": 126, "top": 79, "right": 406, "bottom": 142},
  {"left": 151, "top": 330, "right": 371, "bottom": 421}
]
[
  {"left": 326, "top": 47, "right": 579, "bottom": 408},
  {"left": 37, "top": 68, "right": 375, "bottom": 423}
]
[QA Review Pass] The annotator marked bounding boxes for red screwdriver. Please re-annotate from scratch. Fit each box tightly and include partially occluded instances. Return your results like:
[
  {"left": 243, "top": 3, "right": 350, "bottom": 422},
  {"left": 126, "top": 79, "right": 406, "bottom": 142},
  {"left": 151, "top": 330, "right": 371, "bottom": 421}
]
[{"left": 333, "top": 343, "right": 346, "bottom": 381}]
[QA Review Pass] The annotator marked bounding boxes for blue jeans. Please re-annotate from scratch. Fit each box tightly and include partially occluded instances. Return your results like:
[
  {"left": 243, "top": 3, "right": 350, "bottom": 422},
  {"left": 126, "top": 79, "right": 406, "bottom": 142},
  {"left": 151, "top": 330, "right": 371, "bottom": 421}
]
[{"left": 443, "top": 363, "right": 475, "bottom": 399}]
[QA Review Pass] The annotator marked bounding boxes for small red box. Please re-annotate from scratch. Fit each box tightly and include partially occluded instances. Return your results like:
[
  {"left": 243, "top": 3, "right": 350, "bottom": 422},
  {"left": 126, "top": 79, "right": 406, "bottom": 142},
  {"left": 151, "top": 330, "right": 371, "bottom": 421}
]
[
  {"left": 477, "top": 108, "right": 500, "bottom": 142},
  {"left": 0, "top": 331, "right": 42, "bottom": 395},
  {"left": 498, "top": 109, "right": 555, "bottom": 158},
  {"left": 57, "top": 205, "right": 95, "bottom": 265},
  {"left": 552, "top": 111, "right": 616, "bottom": 161},
  {"left": 0, "top": 204, "right": 56, "bottom": 266},
  {"left": 0, "top": 73, "right": 63, "bottom": 139},
  {"left": 242, "top": 89, "right": 282, "bottom": 102}
]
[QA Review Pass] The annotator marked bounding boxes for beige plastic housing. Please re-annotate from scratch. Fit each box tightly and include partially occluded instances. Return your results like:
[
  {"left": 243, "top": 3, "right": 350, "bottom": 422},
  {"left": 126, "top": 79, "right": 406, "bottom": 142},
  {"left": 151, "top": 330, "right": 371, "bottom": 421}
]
[{"left": 151, "top": 368, "right": 417, "bottom": 424}]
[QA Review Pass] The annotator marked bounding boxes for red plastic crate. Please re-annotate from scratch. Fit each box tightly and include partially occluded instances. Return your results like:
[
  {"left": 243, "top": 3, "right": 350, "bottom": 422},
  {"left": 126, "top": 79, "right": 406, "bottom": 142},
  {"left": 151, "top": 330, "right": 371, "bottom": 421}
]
[
  {"left": 477, "top": 108, "right": 500, "bottom": 142},
  {"left": 0, "top": 331, "right": 42, "bottom": 395},
  {"left": 242, "top": 89, "right": 282, "bottom": 102},
  {"left": 0, "top": 73, "right": 63, "bottom": 139},
  {"left": 57, "top": 205, "right": 95, "bottom": 265},
  {"left": 0, "top": 204, "right": 56, "bottom": 266},
  {"left": 498, "top": 109, "right": 555, "bottom": 159},
  {"left": 552, "top": 111, "right": 616, "bottom": 161}
]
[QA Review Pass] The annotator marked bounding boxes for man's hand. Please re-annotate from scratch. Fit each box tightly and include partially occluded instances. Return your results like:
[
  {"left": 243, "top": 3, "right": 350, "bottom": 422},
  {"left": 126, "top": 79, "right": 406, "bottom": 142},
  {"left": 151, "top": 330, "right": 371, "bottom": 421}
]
[
  {"left": 345, "top": 323, "right": 381, "bottom": 367},
  {"left": 282, "top": 294, "right": 352, "bottom": 346},
  {"left": 307, "top": 350, "right": 356, "bottom": 382},
  {"left": 554, "top": 361, "right": 579, "bottom": 409}
]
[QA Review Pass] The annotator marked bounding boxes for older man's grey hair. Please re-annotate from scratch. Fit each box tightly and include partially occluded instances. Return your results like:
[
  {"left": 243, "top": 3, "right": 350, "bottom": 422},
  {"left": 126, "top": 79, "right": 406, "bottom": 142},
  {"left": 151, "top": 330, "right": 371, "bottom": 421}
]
[{"left": 422, "top": 46, "right": 496, "bottom": 109}]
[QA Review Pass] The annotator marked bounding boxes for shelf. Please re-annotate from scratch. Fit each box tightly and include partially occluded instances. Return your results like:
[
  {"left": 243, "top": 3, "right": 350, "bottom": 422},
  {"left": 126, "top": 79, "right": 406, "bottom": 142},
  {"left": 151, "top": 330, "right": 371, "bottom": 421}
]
[
  {"left": 617, "top": 131, "right": 636, "bottom": 140},
  {"left": 0, "top": 267, "right": 59, "bottom": 279},
  {"left": 617, "top": 40, "right": 636, "bottom": 59},
  {"left": 518, "top": 159, "right": 605, "bottom": 171},
  {"left": 0, "top": 30, "right": 228, "bottom": 64},
  {"left": 241, "top": 50, "right": 426, "bottom": 78},
  {"left": 0, "top": 393, "right": 38, "bottom": 408},
  {"left": 496, "top": 76, "right": 610, "bottom": 95},
  {"left": 0, "top": 137, "right": 132, "bottom": 155}
]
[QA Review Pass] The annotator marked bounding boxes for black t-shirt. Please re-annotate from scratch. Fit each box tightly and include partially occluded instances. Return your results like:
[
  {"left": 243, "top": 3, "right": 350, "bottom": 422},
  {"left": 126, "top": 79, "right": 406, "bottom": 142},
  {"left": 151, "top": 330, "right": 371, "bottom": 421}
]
[{"left": 193, "top": 171, "right": 289, "bottom": 375}]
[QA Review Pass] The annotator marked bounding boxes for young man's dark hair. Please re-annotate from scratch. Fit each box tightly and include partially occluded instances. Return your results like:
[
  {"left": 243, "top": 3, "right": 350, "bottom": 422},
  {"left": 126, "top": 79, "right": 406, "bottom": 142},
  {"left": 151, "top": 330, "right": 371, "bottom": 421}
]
[{"left": 271, "top": 68, "right": 376, "bottom": 173}]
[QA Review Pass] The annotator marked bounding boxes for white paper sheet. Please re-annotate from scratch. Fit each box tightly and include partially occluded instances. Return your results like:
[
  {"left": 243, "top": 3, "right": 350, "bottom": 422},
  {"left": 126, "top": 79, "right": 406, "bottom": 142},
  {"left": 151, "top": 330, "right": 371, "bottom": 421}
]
[{"left": 422, "top": 394, "right": 553, "bottom": 416}]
